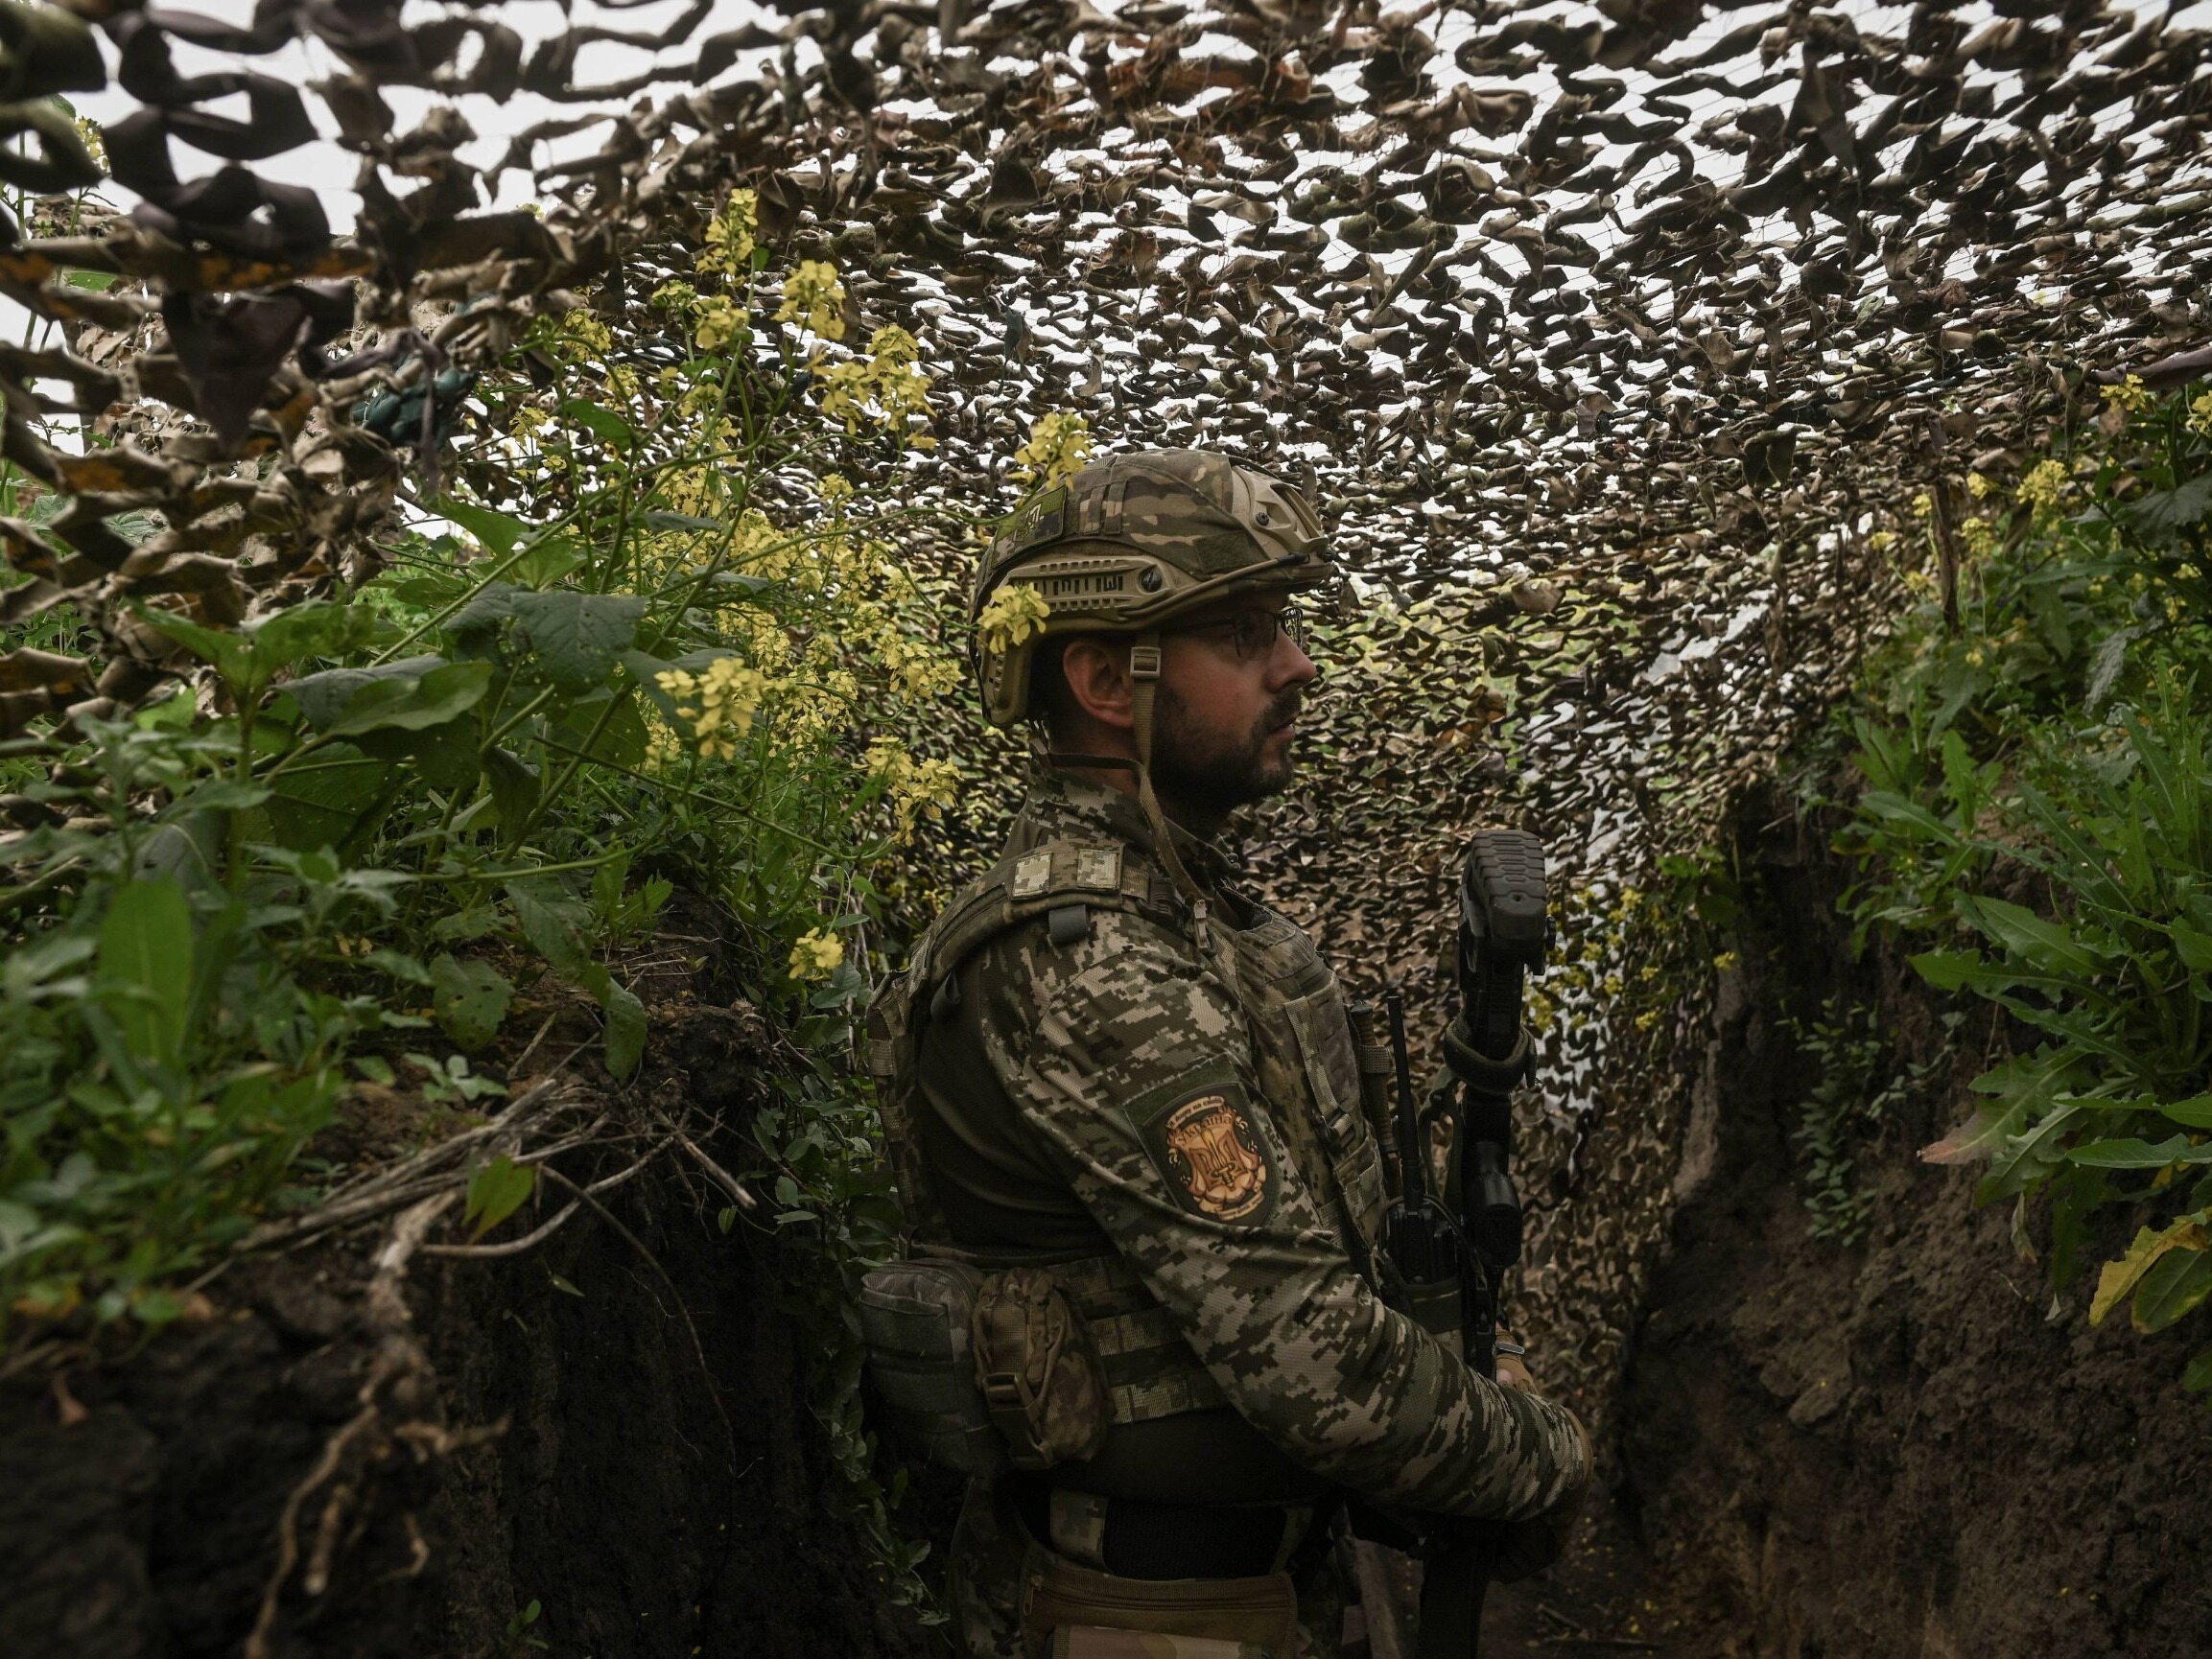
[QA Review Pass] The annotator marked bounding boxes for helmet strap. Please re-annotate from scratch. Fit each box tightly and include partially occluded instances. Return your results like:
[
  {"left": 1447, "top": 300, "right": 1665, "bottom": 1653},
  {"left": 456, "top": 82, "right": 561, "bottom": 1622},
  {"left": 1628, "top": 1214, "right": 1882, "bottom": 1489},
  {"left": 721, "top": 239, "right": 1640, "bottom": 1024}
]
[{"left": 1125, "top": 632, "right": 1211, "bottom": 926}]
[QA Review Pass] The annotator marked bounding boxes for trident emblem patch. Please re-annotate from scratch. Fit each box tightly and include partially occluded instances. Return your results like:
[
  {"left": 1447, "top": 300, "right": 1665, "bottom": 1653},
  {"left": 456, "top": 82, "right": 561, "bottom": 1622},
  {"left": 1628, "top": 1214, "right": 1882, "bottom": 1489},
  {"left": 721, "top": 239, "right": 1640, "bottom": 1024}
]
[{"left": 1159, "top": 1091, "right": 1271, "bottom": 1222}]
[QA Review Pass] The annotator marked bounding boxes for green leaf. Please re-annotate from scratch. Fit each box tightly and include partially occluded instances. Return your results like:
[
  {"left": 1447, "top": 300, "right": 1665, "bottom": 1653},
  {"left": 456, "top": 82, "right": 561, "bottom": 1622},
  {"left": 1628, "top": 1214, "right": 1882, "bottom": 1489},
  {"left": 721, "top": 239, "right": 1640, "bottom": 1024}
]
[
  {"left": 2133, "top": 1242, "right": 2212, "bottom": 1333},
  {"left": 2156, "top": 1095, "right": 2212, "bottom": 1130},
  {"left": 506, "top": 879, "right": 588, "bottom": 975},
  {"left": 1954, "top": 895, "right": 2113, "bottom": 978},
  {"left": 556, "top": 692, "right": 648, "bottom": 769},
  {"left": 559, "top": 397, "right": 635, "bottom": 449},
  {"left": 638, "top": 510, "right": 722, "bottom": 532},
  {"left": 2068, "top": 1134, "right": 2212, "bottom": 1170},
  {"left": 137, "top": 605, "right": 250, "bottom": 688},
  {"left": 307, "top": 661, "right": 493, "bottom": 737},
  {"left": 139, "top": 601, "right": 375, "bottom": 698},
  {"left": 355, "top": 717, "right": 482, "bottom": 793},
  {"left": 98, "top": 877, "right": 194, "bottom": 1069},
  {"left": 1923, "top": 1048, "right": 2083, "bottom": 1170},
  {"left": 251, "top": 602, "right": 378, "bottom": 670},
  {"left": 2090, "top": 1215, "right": 2208, "bottom": 1325},
  {"left": 432, "top": 954, "right": 513, "bottom": 1050},
  {"left": 2130, "top": 472, "right": 2212, "bottom": 542},
  {"left": 433, "top": 499, "right": 530, "bottom": 556},
  {"left": 463, "top": 1155, "right": 536, "bottom": 1242},
  {"left": 600, "top": 980, "right": 646, "bottom": 1079},
  {"left": 1859, "top": 789, "right": 1961, "bottom": 844},
  {"left": 2170, "top": 923, "right": 2212, "bottom": 973},
  {"left": 263, "top": 743, "right": 385, "bottom": 852},
  {"left": 1910, "top": 950, "right": 1991, "bottom": 993},
  {"left": 548, "top": 1273, "right": 584, "bottom": 1297},
  {"left": 289, "top": 655, "right": 440, "bottom": 727},
  {"left": 510, "top": 592, "right": 646, "bottom": 690},
  {"left": 365, "top": 946, "right": 432, "bottom": 986},
  {"left": 2183, "top": 1347, "right": 2212, "bottom": 1392},
  {"left": 484, "top": 746, "right": 539, "bottom": 837},
  {"left": 1981, "top": 1101, "right": 2086, "bottom": 1203},
  {"left": 445, "top": 581, "right": 522, "bottom": 650},
  {"left": 509, "top": 534, "right": 583, "bottom": 590}
]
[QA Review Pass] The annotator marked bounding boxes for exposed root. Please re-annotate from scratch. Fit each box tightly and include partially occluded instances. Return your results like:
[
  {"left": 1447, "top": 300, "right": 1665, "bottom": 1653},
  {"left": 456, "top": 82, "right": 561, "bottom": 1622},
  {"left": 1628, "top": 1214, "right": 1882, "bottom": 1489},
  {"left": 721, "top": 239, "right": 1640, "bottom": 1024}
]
[{"left": 245, "top": 1192, "right": 505, "bottom": 1659}]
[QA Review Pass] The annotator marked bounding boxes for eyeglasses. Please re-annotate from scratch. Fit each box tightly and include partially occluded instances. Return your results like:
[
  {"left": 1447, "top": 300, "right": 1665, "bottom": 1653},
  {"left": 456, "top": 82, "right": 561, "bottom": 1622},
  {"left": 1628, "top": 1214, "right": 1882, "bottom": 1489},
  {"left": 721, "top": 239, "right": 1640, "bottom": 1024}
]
[{"left": 1165, "top": 604, "right": 1311, "bottom": 663}]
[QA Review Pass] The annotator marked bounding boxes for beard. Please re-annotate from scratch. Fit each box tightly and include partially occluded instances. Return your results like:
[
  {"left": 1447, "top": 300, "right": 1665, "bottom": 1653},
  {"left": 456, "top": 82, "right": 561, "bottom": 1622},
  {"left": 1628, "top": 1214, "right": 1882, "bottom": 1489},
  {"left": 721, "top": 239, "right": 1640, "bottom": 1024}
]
[{"left": 1148, "top": 681, "right": 1304, "bottom": 823}]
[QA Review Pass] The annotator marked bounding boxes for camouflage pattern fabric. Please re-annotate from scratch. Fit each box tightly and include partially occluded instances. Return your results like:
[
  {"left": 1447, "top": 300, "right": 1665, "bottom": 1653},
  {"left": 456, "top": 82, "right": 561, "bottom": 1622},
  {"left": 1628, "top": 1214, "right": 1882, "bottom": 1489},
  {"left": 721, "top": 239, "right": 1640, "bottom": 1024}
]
[
  {"left": 970, "top": 450, "right": 1333, "bottom": 729},
  {"left": 919, "top": 767, "right": 1590, "bottom": 1656}
]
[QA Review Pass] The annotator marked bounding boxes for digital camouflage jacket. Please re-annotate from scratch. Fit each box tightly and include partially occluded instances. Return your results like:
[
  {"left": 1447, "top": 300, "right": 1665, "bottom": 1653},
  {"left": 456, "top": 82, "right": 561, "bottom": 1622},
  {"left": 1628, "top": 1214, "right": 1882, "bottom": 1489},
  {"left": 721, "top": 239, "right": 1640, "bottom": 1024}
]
[{"left": 904, "top": 765, "right": 1590, "bottom": 1525}]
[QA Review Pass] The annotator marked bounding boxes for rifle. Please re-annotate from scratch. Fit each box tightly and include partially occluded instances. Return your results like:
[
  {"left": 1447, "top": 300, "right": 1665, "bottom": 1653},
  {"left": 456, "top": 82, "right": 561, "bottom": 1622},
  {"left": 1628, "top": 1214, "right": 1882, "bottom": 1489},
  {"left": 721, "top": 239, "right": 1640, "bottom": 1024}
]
[{"left": 1372, "top": 830, "right": 1548, "bottom": 1659}]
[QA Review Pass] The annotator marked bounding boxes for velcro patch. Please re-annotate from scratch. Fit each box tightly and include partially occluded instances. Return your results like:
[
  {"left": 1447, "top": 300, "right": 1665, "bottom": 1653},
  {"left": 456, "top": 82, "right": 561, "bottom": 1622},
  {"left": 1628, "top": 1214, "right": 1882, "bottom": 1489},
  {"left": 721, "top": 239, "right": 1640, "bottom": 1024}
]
[
  {"left": 1141, "top": 1082, "right": 1278, "bottom": 1226},
  {"left": 1010, "top": 851, "right": 1053, "bottom": 899}
]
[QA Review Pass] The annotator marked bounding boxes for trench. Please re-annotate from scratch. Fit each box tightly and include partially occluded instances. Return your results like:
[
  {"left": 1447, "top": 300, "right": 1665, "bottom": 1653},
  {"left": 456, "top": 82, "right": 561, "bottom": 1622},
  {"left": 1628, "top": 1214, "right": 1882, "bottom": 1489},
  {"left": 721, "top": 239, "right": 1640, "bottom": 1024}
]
[
  {"left": 5, "top": 786, "right": 2207, "bottom": 1658},
  {"left": 1499, "top": 782, "right": 2212, "bottom": 1658}
]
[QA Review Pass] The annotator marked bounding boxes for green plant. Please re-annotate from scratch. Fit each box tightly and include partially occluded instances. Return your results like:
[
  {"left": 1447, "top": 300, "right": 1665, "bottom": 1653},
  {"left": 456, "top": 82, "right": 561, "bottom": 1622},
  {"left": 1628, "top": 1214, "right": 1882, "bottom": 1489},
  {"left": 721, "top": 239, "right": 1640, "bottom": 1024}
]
[
  {"left": 1778, "top": 996, "right": 1934, "bottom": 1245},
  {"left": 1831, "top": 382, "right": 2212, "bottom": 1386}
]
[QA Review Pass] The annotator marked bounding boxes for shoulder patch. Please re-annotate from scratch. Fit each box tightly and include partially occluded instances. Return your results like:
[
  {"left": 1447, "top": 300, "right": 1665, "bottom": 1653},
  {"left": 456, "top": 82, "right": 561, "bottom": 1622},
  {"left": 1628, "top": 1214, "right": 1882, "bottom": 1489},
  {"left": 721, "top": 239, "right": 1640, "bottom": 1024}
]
[
  {"left": 1010, "top": 851, "right": 1053, "bottom": 899},
  {"left": 1141, "top": 1081, "right": 1278, "bottom": 1225},
  {"left": 1076, "top": 847, "right": 1121, "bottom": 890}
]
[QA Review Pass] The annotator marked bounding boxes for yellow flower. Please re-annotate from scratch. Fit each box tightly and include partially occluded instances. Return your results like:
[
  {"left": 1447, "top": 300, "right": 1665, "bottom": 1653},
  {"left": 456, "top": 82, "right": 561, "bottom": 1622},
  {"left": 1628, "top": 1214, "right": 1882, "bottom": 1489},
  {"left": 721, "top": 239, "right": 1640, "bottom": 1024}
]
[
  {"left": 1910, "top": 491, "right": 1933, "bottom": 520},
  {"left": 776, "top": 260, "right": 846, "bottom": 341},
  {"left": 788, "top": 926, "right": 844, "bottom": 981},
  {"left": 693, "top": 294, "right": 743, "bottom": 353},
  {"left": 2016, "top": 457, "right": 2068, "bottom": 517},
  {"left": 892, "top": 757, "right": 961, "bottom": 837},
  {"left": 1635, "top": 1010, "right": 1659, "bottom": 1032},
  {"left": 2102, "top": 373, "right": 2152, "bottom": 413},
  {"left": 1711, "top": 951, "right": 1739, "bottom": 970},
  {"left": 644, "top": 720, "right": 684, "bottom": 771},
  {"left": 977, "top": 583, "right": 1050, "bottom": 654},
  {"left": 812, "top": 327, "right": 935, "bottom": 439},
  {"left": 1966, "top": 471, "right": 1995, "bottom": 500},
  {"left": 2190, "top": 390, "right": 2212, "bottom": 437},
  {"left": 1869, "top": 528, "right": 1896, "bottom": 552},
  {"left": 880, "top": 632, "right": 959, "bottom": 698},
  {"left": 697, "top": 189, "right": 758, "bottom": 277},
  {"left": 1012, "top": 411, "right": 1093, "bottom": 489},
  {"left": 655, "top": 657, "right": 766, "bottom": 760},
  {"left": 818, "top": 473, "right": 854, "bottom": 509}
]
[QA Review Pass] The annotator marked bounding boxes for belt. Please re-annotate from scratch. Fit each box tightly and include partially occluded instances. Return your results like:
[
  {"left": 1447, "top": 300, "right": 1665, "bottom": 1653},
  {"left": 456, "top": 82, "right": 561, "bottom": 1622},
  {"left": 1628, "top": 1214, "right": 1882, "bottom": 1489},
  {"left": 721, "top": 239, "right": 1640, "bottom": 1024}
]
[{"left": 1007, "top": 1475, "right": 1325, "bottom": 1580}]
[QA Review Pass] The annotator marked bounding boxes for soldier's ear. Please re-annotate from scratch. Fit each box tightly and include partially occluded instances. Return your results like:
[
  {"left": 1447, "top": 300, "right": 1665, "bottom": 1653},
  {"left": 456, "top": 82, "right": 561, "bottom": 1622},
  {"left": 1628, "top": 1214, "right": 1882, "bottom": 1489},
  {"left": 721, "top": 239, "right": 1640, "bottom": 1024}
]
[{"left": 1058, "top": 637, "right": 1135, "bottom": 731}]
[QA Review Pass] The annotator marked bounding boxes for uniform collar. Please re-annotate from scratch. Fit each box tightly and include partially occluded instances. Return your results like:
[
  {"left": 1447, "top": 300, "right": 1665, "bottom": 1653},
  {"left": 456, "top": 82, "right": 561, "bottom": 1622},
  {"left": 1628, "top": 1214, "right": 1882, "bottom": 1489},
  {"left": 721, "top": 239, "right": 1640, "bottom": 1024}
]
[{"left": 1019, "top": 764, "right": 1240, "bottom": 891}]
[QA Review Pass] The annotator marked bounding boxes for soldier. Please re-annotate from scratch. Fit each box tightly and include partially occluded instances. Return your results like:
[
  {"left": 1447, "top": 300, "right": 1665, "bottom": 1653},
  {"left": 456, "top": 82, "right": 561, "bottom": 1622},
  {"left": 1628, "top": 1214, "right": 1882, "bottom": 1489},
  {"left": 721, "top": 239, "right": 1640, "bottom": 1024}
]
[{"left": 863, "top": 451, "right": 1589, "bottom": 1658}]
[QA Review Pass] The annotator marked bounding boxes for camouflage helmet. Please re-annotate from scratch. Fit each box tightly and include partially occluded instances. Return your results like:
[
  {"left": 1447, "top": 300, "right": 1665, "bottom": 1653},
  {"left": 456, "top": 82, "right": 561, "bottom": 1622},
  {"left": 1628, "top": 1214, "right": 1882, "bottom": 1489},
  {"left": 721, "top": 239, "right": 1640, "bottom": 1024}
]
[{"left": 970, "top": 449, "right": 1333, "bottom": 726}]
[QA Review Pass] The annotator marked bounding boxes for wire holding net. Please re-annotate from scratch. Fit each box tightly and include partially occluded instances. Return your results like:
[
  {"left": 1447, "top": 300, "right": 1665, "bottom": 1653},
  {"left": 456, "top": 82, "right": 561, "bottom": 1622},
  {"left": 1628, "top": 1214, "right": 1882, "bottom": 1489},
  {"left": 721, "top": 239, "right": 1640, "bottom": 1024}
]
[{"left": 1, "top": 0, "right": 2208, "bottom": 1429}]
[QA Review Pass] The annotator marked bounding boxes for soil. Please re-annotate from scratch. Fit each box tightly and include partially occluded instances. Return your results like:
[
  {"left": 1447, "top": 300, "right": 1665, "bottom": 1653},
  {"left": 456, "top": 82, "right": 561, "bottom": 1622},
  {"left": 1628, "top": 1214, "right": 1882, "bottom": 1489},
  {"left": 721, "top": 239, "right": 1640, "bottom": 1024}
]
[
  {"left": 1486, "top": 783, "right": 2212, "bottom": 1657},
  {"left": 0, "top": 994, "right": 931, "bottom": 1659}
]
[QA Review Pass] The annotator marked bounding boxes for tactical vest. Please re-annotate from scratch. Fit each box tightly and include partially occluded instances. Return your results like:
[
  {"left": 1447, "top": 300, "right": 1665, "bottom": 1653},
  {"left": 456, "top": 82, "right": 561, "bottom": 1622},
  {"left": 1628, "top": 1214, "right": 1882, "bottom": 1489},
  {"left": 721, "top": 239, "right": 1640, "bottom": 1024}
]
[{"left": 859, "top": 815, "right": 1389, "bottom": 1480}]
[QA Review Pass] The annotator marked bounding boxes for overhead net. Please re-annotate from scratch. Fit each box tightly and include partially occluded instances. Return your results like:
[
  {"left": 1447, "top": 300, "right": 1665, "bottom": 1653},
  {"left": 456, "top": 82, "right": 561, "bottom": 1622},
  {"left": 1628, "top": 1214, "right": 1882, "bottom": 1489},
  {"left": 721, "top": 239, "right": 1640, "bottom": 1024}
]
[{"left": 1, "top": 0, "right": 2206, "bottom": 1425}]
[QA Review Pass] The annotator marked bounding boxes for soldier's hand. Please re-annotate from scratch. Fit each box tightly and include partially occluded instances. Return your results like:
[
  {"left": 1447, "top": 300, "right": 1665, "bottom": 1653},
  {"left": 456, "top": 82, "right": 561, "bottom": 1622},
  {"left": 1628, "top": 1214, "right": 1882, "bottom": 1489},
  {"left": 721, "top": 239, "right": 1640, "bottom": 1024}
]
[{"left": 1493, "top": 1326, "right": 1533, "bottom": 1390}]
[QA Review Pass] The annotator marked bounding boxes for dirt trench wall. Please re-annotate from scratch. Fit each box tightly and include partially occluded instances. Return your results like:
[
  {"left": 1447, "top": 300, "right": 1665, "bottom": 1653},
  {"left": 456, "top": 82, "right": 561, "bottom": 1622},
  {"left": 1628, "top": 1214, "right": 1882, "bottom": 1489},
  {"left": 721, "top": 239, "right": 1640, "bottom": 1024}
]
[
  {"left": 0, "top": 1016, "right": 926, "bottom": 1659},
  {"left": 1612, "top": 787, "right": 2212, "bottom": 1657}
]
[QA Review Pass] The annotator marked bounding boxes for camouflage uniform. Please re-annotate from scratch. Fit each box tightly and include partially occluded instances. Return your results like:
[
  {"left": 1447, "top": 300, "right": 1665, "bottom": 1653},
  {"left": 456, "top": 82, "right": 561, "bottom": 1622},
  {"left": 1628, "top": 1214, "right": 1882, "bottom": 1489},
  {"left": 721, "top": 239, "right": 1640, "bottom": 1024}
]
[
  {"left": 904, "top": 770, "right": 1588, "bottom": 1657},
  {"left": 873, "top": 452, "right": 1589, "bottom": 1658}
]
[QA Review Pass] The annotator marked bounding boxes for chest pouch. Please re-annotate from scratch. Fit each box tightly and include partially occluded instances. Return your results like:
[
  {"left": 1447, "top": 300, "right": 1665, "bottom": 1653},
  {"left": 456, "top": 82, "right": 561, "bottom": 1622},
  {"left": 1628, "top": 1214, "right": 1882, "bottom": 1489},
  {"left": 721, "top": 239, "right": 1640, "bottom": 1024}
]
[
  {"left": 973, "top": 1266, "right": 1114, "bottom": 1471},
  {"left": 858, "top": 1258, "right": 1008, "bottom": 1478}
]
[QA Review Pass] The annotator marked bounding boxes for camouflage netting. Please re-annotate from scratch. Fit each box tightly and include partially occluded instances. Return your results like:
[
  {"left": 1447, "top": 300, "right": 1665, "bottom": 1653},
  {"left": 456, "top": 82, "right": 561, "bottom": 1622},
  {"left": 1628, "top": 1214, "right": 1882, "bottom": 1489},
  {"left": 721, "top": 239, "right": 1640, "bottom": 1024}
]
[{"left": 3, "top": 0, "right": 2211, "bottom": 1433}]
